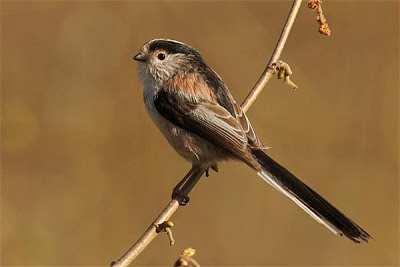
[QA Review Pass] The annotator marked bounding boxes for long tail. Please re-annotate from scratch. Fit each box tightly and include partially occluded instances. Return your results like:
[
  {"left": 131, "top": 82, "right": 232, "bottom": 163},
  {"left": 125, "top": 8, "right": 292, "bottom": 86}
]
[{"left": 252, "top": 149, "right": 371, "bottom": 243}]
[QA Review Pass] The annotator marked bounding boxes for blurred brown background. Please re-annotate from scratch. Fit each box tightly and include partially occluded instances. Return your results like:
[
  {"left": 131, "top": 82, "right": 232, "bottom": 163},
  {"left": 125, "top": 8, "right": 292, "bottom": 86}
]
[{"left": 1, "top": 1, "right": 398, "bottom": 266}]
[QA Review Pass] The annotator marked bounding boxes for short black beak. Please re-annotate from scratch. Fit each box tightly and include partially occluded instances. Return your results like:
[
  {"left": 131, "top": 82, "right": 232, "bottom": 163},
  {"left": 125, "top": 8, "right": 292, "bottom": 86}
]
[{"left": 133, "top": 53, "right": 146, "bottom": 62}]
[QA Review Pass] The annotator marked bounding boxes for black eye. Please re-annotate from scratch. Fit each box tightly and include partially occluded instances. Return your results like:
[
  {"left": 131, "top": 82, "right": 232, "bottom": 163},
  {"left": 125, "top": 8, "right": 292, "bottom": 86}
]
[{"left": 157, "top": 53, "right": 166, "bottom": 60}]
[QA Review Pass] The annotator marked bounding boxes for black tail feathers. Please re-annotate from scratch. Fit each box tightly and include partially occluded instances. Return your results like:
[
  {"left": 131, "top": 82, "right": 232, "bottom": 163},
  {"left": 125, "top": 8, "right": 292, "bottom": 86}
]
[{"left": 252, "top": 149, "right": 371, "bottom": 243}]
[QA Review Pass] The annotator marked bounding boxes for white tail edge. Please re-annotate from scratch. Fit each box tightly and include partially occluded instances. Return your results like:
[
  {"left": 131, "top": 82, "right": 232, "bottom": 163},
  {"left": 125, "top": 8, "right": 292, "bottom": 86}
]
[{"left": 257, "top": 170, "right": 340, "bottom": 236}]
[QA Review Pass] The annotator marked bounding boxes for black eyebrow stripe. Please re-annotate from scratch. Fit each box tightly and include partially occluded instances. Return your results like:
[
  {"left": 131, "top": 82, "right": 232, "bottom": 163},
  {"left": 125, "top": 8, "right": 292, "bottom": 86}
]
[{"left": 148, "top": 40, "right": 202, "bottom": 59}]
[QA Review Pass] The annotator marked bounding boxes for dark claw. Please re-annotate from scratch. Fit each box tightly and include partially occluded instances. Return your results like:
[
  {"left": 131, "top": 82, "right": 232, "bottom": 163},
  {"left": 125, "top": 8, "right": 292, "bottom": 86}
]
[{"left": 172, "top": 189, "right": 190, "bottom": 206}]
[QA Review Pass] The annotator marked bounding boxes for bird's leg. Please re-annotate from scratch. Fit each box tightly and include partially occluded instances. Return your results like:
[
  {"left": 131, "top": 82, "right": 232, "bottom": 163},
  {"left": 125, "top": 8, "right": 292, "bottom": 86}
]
[
  {"left": 206, "top": 163, "right": 220, "bottom": 177},
  {"left": 172, "top": 166, "right": 206, "bottom": 206},
  {"left": 172, "top": 168, "right": 193, "bottom": 201}
]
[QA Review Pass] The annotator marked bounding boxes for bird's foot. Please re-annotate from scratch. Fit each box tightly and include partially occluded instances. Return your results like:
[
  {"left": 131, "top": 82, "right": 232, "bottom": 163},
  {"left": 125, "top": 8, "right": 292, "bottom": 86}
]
[{"left": 172, "top": 188, "right": 190, "bottom": 206}]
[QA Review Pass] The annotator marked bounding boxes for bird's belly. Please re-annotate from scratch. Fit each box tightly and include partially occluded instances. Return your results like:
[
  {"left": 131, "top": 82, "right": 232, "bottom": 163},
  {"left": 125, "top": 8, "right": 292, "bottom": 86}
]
[{"left": 145, "top": 101, "right": 229, "bottom": 166}]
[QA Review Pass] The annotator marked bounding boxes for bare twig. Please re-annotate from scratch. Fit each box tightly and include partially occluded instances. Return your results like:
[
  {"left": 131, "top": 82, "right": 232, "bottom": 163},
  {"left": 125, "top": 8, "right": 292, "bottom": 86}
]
[
  {"left": 241, "top": 0, "right": 302, "bottom": 112},
  {"left": 111, "top": 168, "right": 205, "bottom": 267},
  {"left": 110, "top": 200, "right": 180, "bottom": 267},
  {"left": 111, "top": 1, "right": 302, "bottom": 266}
]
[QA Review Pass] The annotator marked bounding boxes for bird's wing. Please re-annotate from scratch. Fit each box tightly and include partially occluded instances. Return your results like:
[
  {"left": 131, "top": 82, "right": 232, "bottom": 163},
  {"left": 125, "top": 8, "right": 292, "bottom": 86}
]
[
  {"left": 153, "top": 89, "right": 250, "bottom": 158},
  {"left": 230, "top": 99, "right": 264, "bottom": 149},
  {"left": 204, "top": 68, "right": 263, "bottom": 149}
]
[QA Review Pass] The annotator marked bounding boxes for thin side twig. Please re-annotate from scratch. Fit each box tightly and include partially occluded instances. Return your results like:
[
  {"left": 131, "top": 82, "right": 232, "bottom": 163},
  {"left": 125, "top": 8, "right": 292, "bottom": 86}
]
[
  {"left": 111, "top": 1, "right": 302, "bottom": 266},
  {"left": 308, "top": 0, "right": 331, "bottom": 36},
  {"left": 174, "top": 247, "right": 199, "bottom": 267}
]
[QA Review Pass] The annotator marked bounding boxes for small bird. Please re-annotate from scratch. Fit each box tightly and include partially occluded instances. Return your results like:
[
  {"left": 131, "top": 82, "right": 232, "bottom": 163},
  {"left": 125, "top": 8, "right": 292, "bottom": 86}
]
[{"left": 133, "top": 38, "right": 371, "bottom": 243}]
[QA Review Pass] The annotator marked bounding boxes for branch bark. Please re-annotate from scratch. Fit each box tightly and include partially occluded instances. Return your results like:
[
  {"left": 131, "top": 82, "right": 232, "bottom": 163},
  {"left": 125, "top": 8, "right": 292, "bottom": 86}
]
[{"left": 111, "top": 1, "right": 302, "bottom": 266}]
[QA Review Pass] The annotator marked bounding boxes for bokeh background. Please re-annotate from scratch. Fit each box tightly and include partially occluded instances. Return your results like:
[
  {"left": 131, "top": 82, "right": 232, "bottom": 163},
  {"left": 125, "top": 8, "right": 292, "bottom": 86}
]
[{"left": 1, "top": 1, "right": 398, "bottom": 266}]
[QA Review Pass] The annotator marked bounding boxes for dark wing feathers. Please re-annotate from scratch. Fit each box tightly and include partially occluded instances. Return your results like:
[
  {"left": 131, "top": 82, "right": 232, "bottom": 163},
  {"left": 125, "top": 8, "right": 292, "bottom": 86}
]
[
  {"left": 154, "top": 89, "right": 248, "bottom": 157},
  {"left": 190, "top": 103, "right": 248, "bottom": 152},
  {"left": 198, "top": 63, "right": 264, "bottom": 149}
]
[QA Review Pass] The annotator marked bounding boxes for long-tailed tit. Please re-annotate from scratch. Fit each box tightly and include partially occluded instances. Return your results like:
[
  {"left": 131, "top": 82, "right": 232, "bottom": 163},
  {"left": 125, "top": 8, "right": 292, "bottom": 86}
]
[{"left": 133, "top": 39, "right": 371, "bottom": 243}]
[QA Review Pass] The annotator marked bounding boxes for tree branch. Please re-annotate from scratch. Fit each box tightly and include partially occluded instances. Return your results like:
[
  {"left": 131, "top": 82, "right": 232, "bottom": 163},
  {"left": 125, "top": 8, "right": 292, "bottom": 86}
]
[
  {"left": 241, "top": 0, "right": 302, "bottom": 112},
  {"left": 110, "top": 199, "right": 180, "bottom": 267},
  {"left": 111, "top": 1, "right": 302, "bottom": 266}
]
